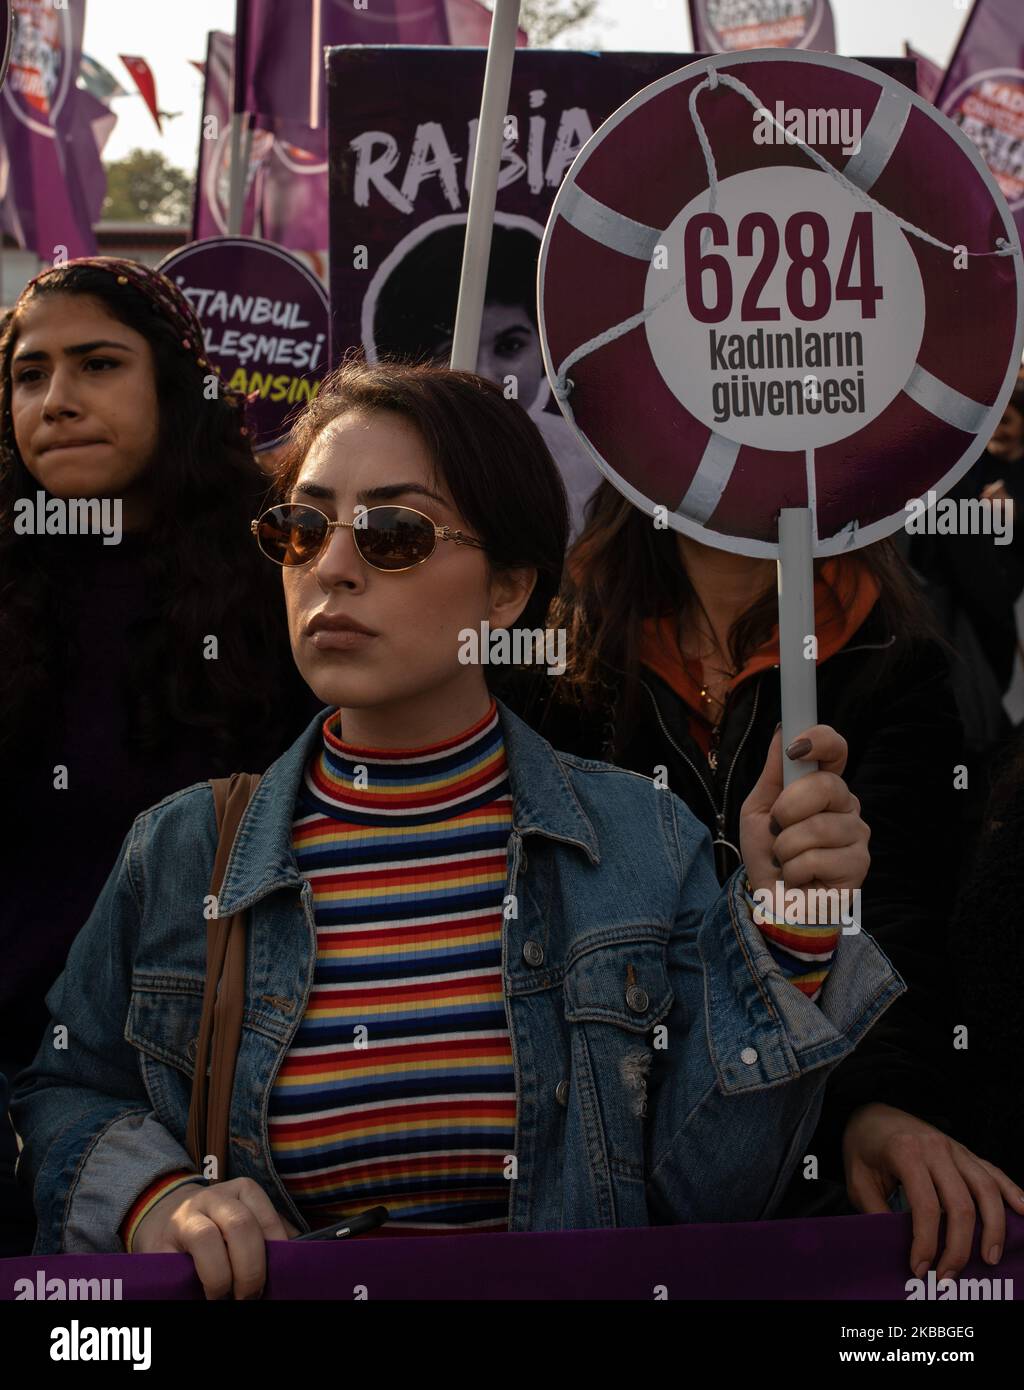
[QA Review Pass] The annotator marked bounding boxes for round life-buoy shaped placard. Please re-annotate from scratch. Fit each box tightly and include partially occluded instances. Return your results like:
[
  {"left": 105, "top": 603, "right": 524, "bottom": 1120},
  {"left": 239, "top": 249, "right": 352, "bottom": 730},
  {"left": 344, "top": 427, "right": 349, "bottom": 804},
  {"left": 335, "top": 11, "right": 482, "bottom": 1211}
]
[{"left": 538, "top": 50, "right": 1024, "bottom": 557}]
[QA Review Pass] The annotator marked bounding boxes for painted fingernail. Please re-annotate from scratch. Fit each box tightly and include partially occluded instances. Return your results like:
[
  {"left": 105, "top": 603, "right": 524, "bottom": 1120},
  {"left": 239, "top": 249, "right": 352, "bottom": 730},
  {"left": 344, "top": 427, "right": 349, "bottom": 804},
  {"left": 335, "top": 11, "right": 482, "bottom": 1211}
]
[
  {"left": 769, "top": 817, "right": 782, "bottom": 837},
  {"left": 987, "top": 1244, "right": 1001, "bottom": 1264},
  {"left": 785, "top": 737, "right": 812, "bottom": 759}
]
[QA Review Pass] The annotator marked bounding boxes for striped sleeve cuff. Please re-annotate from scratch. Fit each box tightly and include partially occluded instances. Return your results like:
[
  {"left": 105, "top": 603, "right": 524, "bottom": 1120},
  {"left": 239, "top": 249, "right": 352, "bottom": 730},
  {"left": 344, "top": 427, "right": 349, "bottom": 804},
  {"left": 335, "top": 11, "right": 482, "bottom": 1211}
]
[
  {"left": 121, "top": 1170, "right": 205, "bottom": 1252},
  {"left": 744, "top": 882, "right": 840, "bottom": 1002}
]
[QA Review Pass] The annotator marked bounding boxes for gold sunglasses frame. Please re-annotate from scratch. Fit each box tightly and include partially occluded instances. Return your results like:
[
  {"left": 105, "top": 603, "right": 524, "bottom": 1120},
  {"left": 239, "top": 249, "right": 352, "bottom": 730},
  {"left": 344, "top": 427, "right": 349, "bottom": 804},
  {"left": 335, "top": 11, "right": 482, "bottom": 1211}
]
[{"left": 251, "top": 502, "right": 486, "bottom": 573}]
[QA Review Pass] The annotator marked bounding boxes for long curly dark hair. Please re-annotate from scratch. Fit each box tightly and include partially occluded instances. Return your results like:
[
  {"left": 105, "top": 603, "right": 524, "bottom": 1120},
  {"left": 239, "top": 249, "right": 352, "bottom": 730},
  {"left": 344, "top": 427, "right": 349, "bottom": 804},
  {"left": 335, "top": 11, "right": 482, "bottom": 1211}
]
[{"left": 0, "top": 264, "right": 299, "bottom": 766}]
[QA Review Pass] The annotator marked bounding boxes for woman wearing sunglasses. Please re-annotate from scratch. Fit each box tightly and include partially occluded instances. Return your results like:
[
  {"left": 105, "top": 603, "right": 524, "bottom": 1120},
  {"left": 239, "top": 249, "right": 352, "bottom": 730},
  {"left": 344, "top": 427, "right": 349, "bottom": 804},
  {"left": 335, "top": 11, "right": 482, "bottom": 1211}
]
[{"left": 13, "top": 359, "right": 899, "bottom": 1301}]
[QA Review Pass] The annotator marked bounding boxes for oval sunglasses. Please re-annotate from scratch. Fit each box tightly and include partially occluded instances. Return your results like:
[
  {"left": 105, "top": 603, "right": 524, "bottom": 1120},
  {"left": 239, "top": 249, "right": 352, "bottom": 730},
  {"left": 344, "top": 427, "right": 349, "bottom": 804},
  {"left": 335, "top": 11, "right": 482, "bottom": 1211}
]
[{"left": 251, "top": 502, "right": 486, "bottom": 573}]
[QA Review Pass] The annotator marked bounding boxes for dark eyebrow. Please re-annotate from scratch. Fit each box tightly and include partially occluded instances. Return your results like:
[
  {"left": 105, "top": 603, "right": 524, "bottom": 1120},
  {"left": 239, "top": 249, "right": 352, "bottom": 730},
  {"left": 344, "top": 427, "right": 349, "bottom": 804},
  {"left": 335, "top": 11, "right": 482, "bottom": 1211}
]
[
  {"left": 12, "top": 340, "right": 138, "bottom": 365},
  {"left": 291, "top": 480, "right": 449, "bottom": 508}
]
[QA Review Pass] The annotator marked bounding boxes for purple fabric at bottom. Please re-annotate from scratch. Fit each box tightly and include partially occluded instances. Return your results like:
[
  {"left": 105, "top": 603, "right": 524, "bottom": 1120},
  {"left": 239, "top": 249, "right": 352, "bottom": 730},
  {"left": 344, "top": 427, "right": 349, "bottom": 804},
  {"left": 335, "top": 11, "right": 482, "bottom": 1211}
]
[{"left": 3, "top": 1212, "right": 1023, "bottom": 1300}]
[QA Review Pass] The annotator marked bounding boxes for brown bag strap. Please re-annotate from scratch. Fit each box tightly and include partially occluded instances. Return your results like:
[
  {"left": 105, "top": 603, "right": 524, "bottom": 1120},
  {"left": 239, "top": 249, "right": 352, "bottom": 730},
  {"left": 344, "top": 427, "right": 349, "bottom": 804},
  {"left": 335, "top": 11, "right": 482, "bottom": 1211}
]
[{"left": 185, "top": 772, "right": 262, "bottom": 1179}]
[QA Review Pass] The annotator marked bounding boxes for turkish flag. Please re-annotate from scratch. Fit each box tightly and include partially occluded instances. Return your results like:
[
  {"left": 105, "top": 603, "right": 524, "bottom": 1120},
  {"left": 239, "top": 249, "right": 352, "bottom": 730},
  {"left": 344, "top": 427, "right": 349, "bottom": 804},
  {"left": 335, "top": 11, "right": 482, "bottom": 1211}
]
[{"left": 119, "top": 53, "right": 163, "bottom": 133}]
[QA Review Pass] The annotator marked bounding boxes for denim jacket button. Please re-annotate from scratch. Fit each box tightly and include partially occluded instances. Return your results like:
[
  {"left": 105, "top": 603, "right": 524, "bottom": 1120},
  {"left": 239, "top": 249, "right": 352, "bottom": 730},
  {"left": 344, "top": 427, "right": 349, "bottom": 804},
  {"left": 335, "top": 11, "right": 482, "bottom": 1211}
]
[
  {"left": 741, "top": 1047, "right": 758, "bottom": 1065},
  {"left": 555, "top": 1080, "right": 570, "bottom": 1106},
  {"left": 523, "top": 940, "right": 545, "bottom": 967},
  {"left": 625, "top": 984, "right": 649, "bottom": 1013}
]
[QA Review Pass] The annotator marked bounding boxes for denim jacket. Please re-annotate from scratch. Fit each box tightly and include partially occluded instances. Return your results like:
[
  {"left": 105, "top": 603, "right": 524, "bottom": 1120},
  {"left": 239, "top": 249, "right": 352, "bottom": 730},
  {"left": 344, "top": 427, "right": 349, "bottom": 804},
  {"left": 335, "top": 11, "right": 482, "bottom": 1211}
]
[{"left": 11, "top": 701, "right": 903, "bottom": 1253}]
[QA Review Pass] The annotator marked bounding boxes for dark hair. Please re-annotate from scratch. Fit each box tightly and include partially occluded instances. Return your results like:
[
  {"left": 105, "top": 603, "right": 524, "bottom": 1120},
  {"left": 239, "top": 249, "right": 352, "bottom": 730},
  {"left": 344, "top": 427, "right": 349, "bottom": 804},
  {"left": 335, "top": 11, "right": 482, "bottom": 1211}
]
[
  {"left": 552, "top": 479, "right": 941, "bottom": 753},
  {"left": 1007, "top": 381, "right": 1024, "bottom": 418},
  {"left": 372, "top": 223, "right": 540, "bottom": 362},
  {"left": 0, "top": 263, "right": 296, "bottom": 763},
  {"left": 272, "top": 355, "right": 568, "bottom": 639}
]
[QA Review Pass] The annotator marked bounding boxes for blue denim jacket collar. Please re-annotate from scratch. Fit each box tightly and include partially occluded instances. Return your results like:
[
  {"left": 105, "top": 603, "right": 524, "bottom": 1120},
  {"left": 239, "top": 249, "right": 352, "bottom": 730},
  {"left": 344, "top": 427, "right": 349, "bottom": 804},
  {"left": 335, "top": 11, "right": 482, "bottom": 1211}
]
[{"left": 216, "top": 698, "right": 600, "bottom": 917}]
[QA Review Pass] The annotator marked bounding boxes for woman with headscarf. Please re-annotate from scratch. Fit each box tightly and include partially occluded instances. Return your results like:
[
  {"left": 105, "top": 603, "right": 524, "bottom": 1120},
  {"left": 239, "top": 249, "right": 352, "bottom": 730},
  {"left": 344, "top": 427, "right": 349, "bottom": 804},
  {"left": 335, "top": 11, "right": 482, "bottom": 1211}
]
[{"left": 0, "top": 258, "right": 318, "bottom": 1254}]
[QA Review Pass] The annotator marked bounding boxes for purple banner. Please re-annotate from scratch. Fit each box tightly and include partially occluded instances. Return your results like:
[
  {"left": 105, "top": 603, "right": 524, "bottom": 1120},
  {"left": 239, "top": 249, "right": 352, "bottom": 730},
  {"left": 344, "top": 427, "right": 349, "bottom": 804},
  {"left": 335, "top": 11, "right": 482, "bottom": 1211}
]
[
  {"left": 904, "top": 42, "right": 945, "bottom": 106},
  {"left": 193, "top": 31, "right": 326, "bottom": 255},
  {"left": 3, "top": 1211, "right": 1023, "bottom": 1300},
  {"left": 0, "top": 0, "right": 100, "bottom": 260},
  {"left": 688, "top": 0, "right": 837, "bottom": 54},
  {"left": 0, "top": 1, "right": 11, "bottom": 92},
  {"left": 937, "top": 0, "right": 1024, "bottom": 239},
  {"left": 159, "top": 236, "right": 329, "bottom": 452}
]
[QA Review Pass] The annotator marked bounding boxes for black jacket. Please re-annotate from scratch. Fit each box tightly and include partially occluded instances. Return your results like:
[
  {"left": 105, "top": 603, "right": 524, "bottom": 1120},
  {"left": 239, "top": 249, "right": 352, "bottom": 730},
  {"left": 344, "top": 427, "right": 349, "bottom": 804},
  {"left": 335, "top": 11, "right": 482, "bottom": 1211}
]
[
  {"left": 948, "top": 744, "right": 1024, "bottom": 1184},
  {"left": 497, "top": 603, "right": 965, "bottom": 1184}
]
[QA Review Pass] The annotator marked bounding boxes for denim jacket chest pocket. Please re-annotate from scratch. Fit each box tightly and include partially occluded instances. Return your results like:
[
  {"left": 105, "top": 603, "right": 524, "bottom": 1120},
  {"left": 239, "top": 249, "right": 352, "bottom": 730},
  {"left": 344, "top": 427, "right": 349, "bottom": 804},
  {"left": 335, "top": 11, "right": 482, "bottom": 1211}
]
[
  {"left": 561, "top": 932, "right": 674, "bottom": 1188},
  {"left": 124, "top": 971, "right": 206, "bottom": 1136}
]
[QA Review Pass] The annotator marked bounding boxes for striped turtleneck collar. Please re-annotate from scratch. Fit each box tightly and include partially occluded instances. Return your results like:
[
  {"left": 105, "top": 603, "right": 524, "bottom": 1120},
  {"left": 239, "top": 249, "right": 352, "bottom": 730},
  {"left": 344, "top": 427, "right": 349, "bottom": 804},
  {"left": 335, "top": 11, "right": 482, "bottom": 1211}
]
[{"left": 301, "top": 698, "right": 509, "bottom": 824}]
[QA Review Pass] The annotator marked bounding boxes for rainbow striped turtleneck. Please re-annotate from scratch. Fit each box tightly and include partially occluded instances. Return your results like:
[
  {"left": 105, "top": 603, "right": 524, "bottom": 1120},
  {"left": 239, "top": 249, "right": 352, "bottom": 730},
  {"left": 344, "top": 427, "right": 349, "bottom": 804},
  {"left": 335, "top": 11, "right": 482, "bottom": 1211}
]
[{"left": 267, "top": 698, "right": 516, "bottom": 1235}]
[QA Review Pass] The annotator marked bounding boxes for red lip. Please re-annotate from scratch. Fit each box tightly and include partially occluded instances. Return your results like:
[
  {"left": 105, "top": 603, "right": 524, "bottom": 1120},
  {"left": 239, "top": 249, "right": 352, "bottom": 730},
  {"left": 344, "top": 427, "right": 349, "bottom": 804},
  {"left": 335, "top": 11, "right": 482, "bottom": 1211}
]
[{"left": 307, "top": 612, "right": 378, "bottom": 637}]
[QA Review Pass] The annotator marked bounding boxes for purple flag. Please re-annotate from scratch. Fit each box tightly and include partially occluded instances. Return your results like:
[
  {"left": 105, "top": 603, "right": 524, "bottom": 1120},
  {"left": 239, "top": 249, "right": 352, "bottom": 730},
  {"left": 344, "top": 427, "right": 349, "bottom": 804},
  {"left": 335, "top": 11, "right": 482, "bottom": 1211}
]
[
  {"left": 244, "top": 0, "right": 452, "bottom": 137},
  {"left": 193, "top": 31, "right": 268, "bottom": 242},
  {"left": 937, "top": 0, "right": 1024, "bottom": 239},
  {"left": 688, "top": 0, "right": 837, "bottom": 53},
  {"left": 241, "top": 0, "right": 527, "bottom": 157},
  {"left": 193, "top": 30, "right": 326, "bottom": 254},
  {"left": 904, "top": 42, "right": 944, "bottom": 106},
  {"left": 0, "top": 1, "right": 12, "bottom": 92},
  {"left": 0, "top": 0, "right": 98, "bottom": 260}
]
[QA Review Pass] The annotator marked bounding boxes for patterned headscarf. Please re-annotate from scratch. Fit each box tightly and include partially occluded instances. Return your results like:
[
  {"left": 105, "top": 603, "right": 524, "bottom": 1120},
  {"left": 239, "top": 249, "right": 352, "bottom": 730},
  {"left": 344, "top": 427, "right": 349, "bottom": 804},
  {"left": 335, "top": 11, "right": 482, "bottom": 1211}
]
[{"left": 15, "top": 255, "right": 254, "bottom": 432}]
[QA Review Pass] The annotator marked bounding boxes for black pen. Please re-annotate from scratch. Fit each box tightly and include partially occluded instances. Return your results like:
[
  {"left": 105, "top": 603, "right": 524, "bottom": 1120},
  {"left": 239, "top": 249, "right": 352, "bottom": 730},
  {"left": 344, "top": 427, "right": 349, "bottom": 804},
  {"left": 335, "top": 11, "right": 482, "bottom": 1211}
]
[{"left": 293, "top": 1205, "right": 389, "bottom": 1241}]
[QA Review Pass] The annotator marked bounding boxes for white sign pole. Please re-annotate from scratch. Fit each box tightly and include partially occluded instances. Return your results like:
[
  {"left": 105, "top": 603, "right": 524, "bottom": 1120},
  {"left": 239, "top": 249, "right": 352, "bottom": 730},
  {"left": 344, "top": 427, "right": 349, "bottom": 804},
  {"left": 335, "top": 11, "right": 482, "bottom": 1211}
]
[
  {"left": 450, "top": 0, "right": 522, "bottom": 371},
  {"left": 777, "top": 507, "right": 819, "bottom": 786}
]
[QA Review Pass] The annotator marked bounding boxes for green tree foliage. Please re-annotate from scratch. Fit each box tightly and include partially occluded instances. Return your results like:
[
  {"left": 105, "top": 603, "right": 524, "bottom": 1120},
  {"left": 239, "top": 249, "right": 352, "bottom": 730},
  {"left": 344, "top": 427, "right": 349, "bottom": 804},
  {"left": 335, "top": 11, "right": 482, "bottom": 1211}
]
[
  {"left": 102, "top": 149, "right": 193, "bottom": 226},
  {"left": 516, "top": 0, "right": 602, "bottom": 46}
]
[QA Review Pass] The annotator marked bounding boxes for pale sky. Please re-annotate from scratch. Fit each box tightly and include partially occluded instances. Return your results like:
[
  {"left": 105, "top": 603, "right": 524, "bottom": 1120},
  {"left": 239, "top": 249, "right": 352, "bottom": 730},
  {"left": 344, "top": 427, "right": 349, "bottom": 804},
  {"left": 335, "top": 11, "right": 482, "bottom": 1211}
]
[{"left": 85, "top": 0, "right": 972, "bottom": 172}]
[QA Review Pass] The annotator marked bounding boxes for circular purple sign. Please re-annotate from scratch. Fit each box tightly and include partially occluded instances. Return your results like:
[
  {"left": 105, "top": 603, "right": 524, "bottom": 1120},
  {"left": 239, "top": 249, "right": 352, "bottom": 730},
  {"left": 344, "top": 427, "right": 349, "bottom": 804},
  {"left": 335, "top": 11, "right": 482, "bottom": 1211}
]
[
  {"left": 692, "top": 0, "right": 833, "bottom": 54},
  {"left": 159, "top": 237, "right": 329, "bottom": 452},
  {"left": 538, "top": 50, "right": 1024, "bottom": 558}
]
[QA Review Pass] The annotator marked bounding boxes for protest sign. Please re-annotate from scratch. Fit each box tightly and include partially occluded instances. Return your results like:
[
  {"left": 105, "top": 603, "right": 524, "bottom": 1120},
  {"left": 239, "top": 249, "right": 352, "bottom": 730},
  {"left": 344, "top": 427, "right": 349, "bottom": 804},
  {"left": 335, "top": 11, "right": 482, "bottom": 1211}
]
[
  {"left": 539, "top": 49, "right": 1024, "bottom": 559},
  {"left": 327, "top": 46, "right": 705, "bottom": 531},
  {"left": 937, "top": 0, "right": 1024, "bottom": 243},
  {"left": 159, "top": 237, "right": 329, "bottom": 452},
  {"left": 326, "top": 47, "right": 910, "bottom": 533},
  {"left": 688, "top": 0, "right": 836, "bottom": 54}
]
